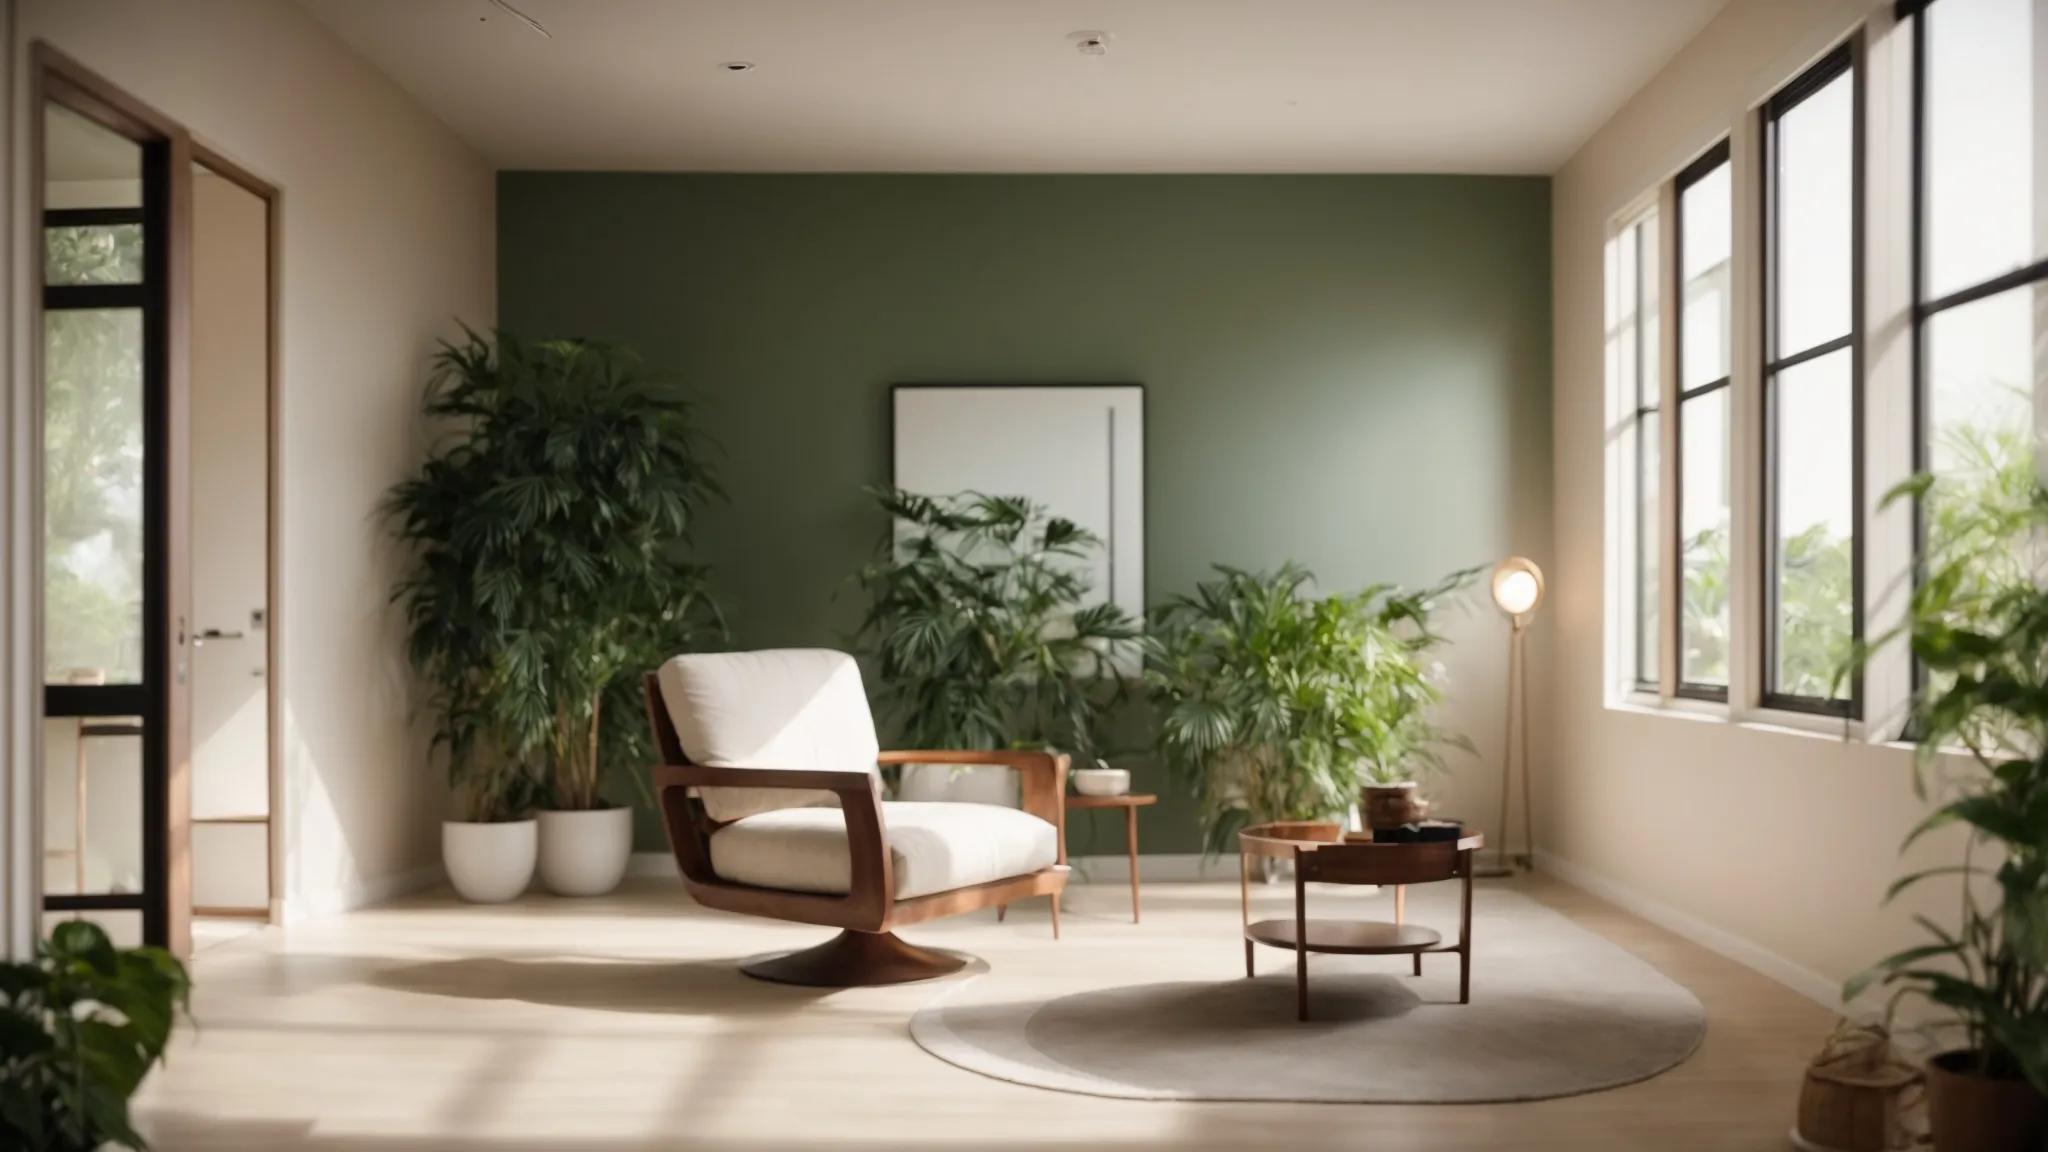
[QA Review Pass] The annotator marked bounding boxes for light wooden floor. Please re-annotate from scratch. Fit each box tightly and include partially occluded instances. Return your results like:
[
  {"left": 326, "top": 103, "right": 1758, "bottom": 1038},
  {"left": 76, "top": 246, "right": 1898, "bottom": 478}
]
[{"left": 135, "top": 873, "right": 1832, "bottom": 1151}]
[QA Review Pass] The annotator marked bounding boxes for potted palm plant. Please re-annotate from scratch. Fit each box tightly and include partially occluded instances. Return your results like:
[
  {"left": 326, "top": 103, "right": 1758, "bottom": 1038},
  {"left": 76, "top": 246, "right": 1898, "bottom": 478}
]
[
  {"left": 386, "top": 329, "right": 723, "bottom": 900},
  {"left": 1146, "top": 562, "right": 1476, "bottom": 857},
  {"left": 853, "top": 487, "right": 1141, "bottom": 800},
  {"left": 1843, "top": 426, "right": 2048, "bottom": 1152},
  {"left": 0, "top": 921, "right": 190, "bottom": 1151}
]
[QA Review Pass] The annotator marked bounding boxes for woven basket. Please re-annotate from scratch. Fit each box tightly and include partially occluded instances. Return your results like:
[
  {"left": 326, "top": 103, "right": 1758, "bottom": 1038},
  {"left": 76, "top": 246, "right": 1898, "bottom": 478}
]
[{"left": 1795, "top": 1022, "right": 1922, "bottom": 1152}]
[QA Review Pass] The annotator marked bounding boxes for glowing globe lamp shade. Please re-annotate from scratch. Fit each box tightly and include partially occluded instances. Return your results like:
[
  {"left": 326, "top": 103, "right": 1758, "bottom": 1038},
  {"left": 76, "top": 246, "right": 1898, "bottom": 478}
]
[{"left": 1490, "top": 557, "right": 1544, "bottom": 621}]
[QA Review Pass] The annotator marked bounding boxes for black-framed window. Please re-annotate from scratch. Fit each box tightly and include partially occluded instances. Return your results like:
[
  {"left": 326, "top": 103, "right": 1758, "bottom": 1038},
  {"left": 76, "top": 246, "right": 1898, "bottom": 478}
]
[
  {"left": 1761, "top": 41, "right": 1862, "bottom": 716},
  {"left": 1907, "top": 0, "right": 2047, "bottom": 615},
  {"left": 1674, "top": 141, "right": 1733, "bottom": 701},
  {"left": 1614, "top": 211, "right": 1663, "bottom": 691}
]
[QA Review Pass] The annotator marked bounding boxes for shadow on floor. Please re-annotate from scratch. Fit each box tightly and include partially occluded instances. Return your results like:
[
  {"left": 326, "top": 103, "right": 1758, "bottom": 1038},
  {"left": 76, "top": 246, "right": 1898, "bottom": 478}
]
[
  {"left": 143, "top": 1112, "right": 1326, "bottom": 1152},
  {"left": 368, "top": 956, "right": 838, "bottom": 1016}
]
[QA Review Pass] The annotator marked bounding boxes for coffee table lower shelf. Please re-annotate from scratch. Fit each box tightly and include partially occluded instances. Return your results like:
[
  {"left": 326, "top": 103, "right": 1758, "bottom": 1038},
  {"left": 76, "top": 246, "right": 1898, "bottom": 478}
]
[{"left": 1246, "top": 918, "right": 1443, "bottom": 955}]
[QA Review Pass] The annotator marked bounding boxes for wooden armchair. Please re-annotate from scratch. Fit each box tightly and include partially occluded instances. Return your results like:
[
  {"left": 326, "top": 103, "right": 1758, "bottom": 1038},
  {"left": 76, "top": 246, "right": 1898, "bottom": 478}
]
[{"left": 643, "top": 649, "right": 1070, "bottom": 987}]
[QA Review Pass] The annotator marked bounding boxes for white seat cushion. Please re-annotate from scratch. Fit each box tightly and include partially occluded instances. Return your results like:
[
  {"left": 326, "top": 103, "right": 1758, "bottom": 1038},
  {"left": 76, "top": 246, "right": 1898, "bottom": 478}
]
[
  {"left": 708, "top": 801, "right": 1058, "bottom": 900},
  {"left": 657, "top": 649, "right": 881, "bottom": 822}
]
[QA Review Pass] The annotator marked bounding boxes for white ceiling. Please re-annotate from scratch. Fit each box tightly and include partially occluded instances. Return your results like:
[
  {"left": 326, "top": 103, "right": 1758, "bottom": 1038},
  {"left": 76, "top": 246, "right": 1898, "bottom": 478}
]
[{"left": 298, "top": 0, "right": 1727, "bottom": 174}]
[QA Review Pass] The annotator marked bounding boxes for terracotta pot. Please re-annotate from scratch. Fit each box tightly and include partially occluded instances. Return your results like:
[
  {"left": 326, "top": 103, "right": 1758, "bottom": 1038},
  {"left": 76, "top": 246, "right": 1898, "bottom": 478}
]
[
  {"left": 1361, "top": 782, "right": 1429, "bottom": 829},
  {"left": 1926, "top": 1049, "right": 2048, "bottom": 1152}
]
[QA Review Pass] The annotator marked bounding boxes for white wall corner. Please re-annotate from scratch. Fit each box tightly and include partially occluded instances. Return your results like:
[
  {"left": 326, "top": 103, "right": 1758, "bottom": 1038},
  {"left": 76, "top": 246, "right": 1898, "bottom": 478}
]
[{"left": 275, "top": 862, "right": 441, "bottom": 925}]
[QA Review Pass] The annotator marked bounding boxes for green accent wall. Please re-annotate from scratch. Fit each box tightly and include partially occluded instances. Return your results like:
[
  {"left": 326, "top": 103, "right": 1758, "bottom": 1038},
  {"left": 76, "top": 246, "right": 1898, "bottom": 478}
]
[{"left": 497, "top": 173, "right": 1552, "bottom": 855}]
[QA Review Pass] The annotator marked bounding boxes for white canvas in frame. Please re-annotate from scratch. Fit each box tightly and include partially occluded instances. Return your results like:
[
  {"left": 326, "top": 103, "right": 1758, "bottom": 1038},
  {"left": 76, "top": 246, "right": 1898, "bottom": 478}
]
[{"left": 892, "top": 385, "right": 1145, "bottom": 631}]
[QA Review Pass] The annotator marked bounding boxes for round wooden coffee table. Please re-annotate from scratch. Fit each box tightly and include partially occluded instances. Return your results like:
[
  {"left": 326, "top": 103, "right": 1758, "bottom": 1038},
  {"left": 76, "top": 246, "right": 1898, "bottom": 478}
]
[{"left": 1238, "top": 822, "right": 1483, "bottom": 1020}]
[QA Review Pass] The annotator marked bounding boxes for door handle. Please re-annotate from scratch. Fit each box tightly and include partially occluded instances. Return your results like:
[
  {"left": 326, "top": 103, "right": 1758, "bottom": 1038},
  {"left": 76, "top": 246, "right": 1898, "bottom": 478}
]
[{"left": 194, "top": 628, "right": 246, "bottom": 647}]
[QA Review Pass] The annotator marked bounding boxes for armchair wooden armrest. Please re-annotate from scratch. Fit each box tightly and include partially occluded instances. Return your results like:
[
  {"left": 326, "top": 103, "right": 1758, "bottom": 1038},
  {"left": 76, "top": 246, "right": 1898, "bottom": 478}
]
[
  {"left": 653, "top": 761, "right": 881, "bottom": 797},
  {"left": 648, "top": 758, "right": 893, "bottom": 926},
  {"left": 876, "top": 749, "right": 1069, "bottom": 863}
]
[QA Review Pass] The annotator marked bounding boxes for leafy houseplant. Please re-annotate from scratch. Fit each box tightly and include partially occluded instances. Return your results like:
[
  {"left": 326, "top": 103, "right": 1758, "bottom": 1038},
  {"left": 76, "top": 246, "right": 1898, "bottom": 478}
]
[
  {"left": 385, "top": 328, "right": 722, "bottom": 897},
  {"left": 1843, "top": 424, "right": 2048, "bottom": 1149},
  {"left": 853, "top": 488, "right": 1141, "bottom": 791},
  {"left": 1146, "top": 562, "right": 1477, "bottom": 854},
  {"left": 0, "top": 921, "right": 190, "bottom": 1152}
]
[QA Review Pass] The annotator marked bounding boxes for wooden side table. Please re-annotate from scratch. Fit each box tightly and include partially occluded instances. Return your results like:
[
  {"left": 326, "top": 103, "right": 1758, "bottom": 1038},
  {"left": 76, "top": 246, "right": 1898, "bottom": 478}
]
[
  {"left": 1066, "top": 793, "right": 1158, "bottom": 923},
  {"left": 999, "top": 793, "right": 1157, "bottom": 924}
]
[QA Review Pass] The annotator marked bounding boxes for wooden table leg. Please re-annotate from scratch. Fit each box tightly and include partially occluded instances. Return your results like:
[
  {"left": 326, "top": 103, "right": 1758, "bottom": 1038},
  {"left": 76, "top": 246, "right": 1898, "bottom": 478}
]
[
  {"left": 1240, "top": 851, "right": 1253, "bottom": 977},
  {"left": 1125, "top": 805, "right": 1141, "bottom": 923},
  {"left": 996, "top": 904, "right": 1007, "bottom": 922},
  {"left": 1050, "top": 892, "right": 1060, "bottom": 940},
  {"left": 1294, "top": 855, "right": 1309, "bottom": 1022},
  {"left": 1459, "top": 849, "right": 1474, "bottom": 1004}
]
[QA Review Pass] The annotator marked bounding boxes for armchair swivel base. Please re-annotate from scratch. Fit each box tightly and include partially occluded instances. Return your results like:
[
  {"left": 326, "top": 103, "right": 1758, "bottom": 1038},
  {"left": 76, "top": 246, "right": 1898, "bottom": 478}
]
[{"left": 744, "top": 929, "right": 967, "bottom": 987}]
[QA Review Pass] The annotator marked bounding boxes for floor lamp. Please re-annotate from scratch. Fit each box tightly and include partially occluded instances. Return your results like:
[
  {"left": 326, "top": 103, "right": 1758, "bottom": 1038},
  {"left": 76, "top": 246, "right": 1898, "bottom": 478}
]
[{"left": 1479, "top": 556, "right": 1543, "bottom": 877}]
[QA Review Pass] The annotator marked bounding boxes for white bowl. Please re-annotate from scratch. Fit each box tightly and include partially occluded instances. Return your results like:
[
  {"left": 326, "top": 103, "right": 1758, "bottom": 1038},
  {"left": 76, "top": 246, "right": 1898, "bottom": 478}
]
[{"left": 1072, "top": 767, "right": 1131, "bottom": 797}]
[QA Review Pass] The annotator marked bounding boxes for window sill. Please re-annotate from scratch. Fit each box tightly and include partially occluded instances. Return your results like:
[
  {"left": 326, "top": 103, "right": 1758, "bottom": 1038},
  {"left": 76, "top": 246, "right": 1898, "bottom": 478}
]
[
  {"left": 1608, "top": 692, "right": 1727, "bottom": 722},
  {"left": 1606, "top": 692, "right": 1878, "bottom": 745}
]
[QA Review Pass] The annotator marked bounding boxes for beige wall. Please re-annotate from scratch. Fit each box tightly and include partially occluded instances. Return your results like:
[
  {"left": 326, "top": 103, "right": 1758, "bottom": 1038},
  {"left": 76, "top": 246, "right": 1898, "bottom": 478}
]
[
  {"left": 1547, "top": 0, "right": 1962, "bottom": 1006},
  {"left": 12, "top": 0, "right": 496, "bottom": 921}
]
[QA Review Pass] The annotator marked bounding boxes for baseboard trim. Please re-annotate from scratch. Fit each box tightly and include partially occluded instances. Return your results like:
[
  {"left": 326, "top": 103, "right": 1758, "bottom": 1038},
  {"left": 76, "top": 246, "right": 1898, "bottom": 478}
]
[
  {"left": 1068, "top": 852, "right": 1238, "bottom": 883},
  {"left": 625, "top": 851, "right": 1236, "bottom": 884},
  {"left": 278, "top": 863, "right": 442, "bottom": 925},
  {"left": 628, "top": 852, "right": 679, "bottom": 879},
  {"left": 1533, "top": 848, "right": 1861, "bottom": 1016}
]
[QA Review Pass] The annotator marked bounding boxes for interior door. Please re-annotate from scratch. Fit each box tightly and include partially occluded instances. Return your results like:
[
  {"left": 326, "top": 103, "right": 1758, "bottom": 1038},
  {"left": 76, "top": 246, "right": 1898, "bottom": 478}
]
[{"left": 36, "top": 48, "right": 192, "bottom": 956}]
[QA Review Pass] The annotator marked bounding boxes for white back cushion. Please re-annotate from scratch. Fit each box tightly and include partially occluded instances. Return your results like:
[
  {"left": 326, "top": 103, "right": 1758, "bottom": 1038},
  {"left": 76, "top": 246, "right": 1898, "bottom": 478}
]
[{"left": 656, "top": 649, "right": 881, "bottom": 822}]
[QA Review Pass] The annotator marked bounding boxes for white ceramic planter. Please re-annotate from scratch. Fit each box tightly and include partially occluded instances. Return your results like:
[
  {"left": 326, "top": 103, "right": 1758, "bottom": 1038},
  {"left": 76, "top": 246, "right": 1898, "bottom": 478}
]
[
  {"left": 537, "top": 806, "right": 635, "bottom": 897},
  {"left": 442, "top": 819, "right": 537, "bottom": 904},
  {"left": 1071, "top": 767, "right": 1131, "bottom": 796}
]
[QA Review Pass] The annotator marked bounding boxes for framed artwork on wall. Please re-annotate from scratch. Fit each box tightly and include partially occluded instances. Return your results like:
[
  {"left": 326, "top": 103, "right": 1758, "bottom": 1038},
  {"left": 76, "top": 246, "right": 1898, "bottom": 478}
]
[{"left": 890, "top": 383, "right": 1145, "bottom": 627}]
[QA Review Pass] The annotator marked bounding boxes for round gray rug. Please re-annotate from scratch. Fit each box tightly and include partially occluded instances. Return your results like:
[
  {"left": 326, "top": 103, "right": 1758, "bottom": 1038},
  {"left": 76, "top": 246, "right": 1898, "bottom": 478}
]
[{"left": 911, "top": 886, "right": 1705, "bottom": 1103}]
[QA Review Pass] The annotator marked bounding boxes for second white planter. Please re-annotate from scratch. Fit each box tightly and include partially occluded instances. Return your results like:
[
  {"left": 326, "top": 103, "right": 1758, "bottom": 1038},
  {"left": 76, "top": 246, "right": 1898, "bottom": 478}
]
[
  {"left": 443, "top": 818, "right": 538, "bottom": 904},
  {"left": 537, "top": 806, "right": 635, "bottom": 897}
]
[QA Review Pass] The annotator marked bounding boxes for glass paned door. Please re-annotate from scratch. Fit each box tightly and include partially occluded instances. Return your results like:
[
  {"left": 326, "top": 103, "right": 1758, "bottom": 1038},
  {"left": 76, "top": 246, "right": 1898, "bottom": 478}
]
[{"left": 40, "top": 98, "right": 177, "bottom": 946}]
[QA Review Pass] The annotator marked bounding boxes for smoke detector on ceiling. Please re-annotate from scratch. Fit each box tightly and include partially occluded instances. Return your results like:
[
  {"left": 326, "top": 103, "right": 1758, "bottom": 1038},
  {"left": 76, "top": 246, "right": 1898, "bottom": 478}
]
[{"left": 1066, "top": 30, "right": 1112, "bottom": 57}]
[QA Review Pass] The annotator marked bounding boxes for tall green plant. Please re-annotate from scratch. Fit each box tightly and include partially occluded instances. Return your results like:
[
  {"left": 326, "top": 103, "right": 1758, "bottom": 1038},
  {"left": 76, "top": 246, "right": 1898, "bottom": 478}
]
[
  {"left": 853, "top": 488, "right": 1141, "bottom": 756},
  {"left": 0, "top": 921, "right": 190, "bottom": 1152},
  {"left": 1843, "top": 424, "right": 2047, "bottom": 1090},
  {"left": 385, "top": 328, "right": 723, "bottom": 820},
  {"left": 1146, "top": 563, "right": 1477, "bottom": 853}
]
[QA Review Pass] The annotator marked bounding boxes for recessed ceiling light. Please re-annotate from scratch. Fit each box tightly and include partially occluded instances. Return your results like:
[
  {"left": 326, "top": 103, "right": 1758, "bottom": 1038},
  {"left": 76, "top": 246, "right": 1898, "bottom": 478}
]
[
  {"left": 721, "top": 61, "right": 756, "bottom": 73},
  {"left": 1066, "top": 30, "right": 1112, "bottom": 57}
]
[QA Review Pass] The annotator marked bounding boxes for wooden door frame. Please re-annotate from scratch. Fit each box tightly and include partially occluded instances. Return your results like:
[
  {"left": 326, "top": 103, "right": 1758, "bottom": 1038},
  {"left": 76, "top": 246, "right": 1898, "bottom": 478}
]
[
  {"left": 186, "top": 141, "right": 280, "bottom": 923},
  {"left": 30, "top": 41, "right": 193, "bottom": 956}
]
